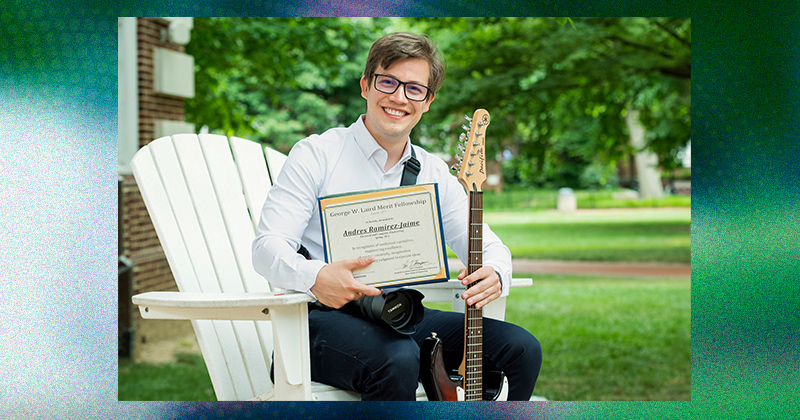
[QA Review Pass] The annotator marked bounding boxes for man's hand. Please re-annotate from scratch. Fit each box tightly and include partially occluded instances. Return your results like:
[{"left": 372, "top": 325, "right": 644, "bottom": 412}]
[
  {"left": 311, "top": 256, "right": 382, "bottom": 309},
  {"left": 458, "top": 265, "right": 502, "bottom": 309}
]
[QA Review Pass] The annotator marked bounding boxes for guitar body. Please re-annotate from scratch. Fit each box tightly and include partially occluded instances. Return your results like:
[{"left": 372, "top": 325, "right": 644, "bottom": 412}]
[
  {"left": 420, "top": 109, "right": 508, "bottom": 401},
  {"left": 420, "top": 333, "right": 464, "bottom": 401},
  {"left": 421, "top": 333, "right": 508, "bottom": 401}
]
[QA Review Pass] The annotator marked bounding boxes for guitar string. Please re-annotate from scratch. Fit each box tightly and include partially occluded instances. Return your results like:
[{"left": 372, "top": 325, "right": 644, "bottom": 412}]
[{"left": 466, "top": 191, "right": 483, "bottom": 399}]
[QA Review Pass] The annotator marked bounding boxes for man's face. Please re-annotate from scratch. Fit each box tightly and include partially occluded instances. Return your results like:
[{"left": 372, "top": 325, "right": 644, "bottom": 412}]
[{"left": 360, "top": 58, "right": 435, "bottom": 148}]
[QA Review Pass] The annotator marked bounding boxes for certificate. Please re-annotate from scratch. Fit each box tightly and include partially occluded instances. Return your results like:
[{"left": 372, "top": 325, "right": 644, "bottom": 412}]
[{"left": 318, "top": 184, "right": 449, "bottom": 288}]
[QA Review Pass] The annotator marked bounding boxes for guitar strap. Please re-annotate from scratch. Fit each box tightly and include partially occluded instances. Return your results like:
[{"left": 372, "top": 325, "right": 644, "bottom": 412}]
[{"left": 297, "top": 143, "right": 420, "bottom": 260}]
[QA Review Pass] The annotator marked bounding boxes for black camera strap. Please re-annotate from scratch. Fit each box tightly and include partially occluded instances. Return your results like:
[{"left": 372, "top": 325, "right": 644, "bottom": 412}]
[{"left": 400, "top": 144, "right": 420, "bottom": 187}]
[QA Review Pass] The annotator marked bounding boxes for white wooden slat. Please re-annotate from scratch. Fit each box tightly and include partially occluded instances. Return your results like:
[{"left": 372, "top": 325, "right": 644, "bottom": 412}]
[
  {"left": 229, "top": 136, "right": 272, "bottom": 229},
  {"left": 264, "top": 146, "right": 288, "bottom": 185},
  {"left": 198, "top": 134, "right": 275, "bottom": 396},
  {"left": 149, "top": 135, "right": 253, "bottom": 399},
  {"left": 192, "top": 320, "right": 239, "bottom": 400},
  {"left": 174, "top": 134, "right": 276, "bottom": 399},
  {"left": 227, "top": 137, "right": 286, "bottom": 391},
  {"left": 212, "top": 320, "right": 258, "bottom": 399},
  {"left": 130, "top": 141, "right": 200, "bottom": 292},
  {"left": 198, "top": 134, "right": 270, "bottom": 294},
  {"left": 131, "top": 140, "right": 238, "bottom": 400},
  {"left": 231, "top": 319, "right": 274, "bottom": 398},
  {"left": 229, "top": 134, "right": 289, "bottom": 347},
  {"left": 148, "top": 137, "right": 219, "bottom": 293},
  {"left": 172, "top": 134, "right": 244, "bottom": 293}
]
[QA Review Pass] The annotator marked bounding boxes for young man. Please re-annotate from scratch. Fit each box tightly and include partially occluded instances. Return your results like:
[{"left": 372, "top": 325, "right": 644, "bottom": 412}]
[{"left": 252, "top": 32, "right": 541, "bottom": 401}]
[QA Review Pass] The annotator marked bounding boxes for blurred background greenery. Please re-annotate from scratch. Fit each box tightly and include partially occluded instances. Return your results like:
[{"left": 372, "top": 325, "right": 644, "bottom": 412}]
[{"left": 186, "top": 17, "right": 690, "bottom": 193}]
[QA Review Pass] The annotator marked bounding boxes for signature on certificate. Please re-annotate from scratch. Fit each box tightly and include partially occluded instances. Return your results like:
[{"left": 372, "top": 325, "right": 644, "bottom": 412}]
[{"left": 402, "top": 259, "right": 430, "bottom": 269}]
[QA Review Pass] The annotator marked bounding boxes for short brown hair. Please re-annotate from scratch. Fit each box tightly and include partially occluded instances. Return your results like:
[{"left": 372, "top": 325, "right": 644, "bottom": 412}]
[{"left": 363, "top": 32, "right": 446, "bottom": 96}]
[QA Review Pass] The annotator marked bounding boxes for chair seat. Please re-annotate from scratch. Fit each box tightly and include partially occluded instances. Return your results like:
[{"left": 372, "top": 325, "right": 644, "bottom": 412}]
[{"left": 251, "top": 381, "right": 428, "bottom": 401}]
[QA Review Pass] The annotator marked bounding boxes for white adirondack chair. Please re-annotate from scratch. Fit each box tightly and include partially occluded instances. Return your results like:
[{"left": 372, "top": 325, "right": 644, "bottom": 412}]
[{"left": 130, "top": 133, "right": 532, "bottom": 401}]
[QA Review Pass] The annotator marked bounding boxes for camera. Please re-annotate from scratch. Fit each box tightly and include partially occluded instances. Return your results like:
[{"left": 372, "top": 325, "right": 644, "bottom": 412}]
[{"left": 339, "top": 287, "right": 425, "bottom": 335}]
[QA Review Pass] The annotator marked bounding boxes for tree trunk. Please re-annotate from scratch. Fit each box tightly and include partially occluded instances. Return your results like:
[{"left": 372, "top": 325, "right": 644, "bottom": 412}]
[{"left": 625, "top": 107, "right": 663, "bottom": 199}]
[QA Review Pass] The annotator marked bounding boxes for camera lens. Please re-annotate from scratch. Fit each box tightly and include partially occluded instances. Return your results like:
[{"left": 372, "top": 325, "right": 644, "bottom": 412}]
[
  {"left": 382, "top": 290, "right": 412, "bottom": 329},
  {"left": 341, "top": 287, "right": 425, "bottom": 335}
]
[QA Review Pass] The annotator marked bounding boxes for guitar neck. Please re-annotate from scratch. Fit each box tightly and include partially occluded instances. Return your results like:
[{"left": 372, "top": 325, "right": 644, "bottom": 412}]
[{"left": 464, "top": 190, "right": 483, "bottom": 401}]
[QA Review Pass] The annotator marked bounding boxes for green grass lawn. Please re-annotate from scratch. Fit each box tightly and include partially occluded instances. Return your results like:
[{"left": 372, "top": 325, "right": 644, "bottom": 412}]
[
  {"left": 119, "top": 273, "right": 690, "bottom": 401},
  {"left": 448, "top": 208, "right": 691, "bottom": 263},
  {"left": 483, "top": 188, "right": 690, "bottom": 211},
  {"left": 507, "top": 274, "right": 691, "bottom": 401},
  {"left": 118, "top": 352, "right": 215, "bottom": 401}
]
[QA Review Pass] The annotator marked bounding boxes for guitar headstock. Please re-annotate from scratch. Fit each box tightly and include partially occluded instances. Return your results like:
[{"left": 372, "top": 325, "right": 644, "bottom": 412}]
[{"left": 451, "top": 109, "right": 490, "bottom": 192}]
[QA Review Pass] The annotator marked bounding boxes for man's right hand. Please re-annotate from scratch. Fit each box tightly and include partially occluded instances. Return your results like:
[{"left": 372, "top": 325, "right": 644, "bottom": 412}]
[{"left": 310, "top": 256, "right": 382, "bottom": 309}]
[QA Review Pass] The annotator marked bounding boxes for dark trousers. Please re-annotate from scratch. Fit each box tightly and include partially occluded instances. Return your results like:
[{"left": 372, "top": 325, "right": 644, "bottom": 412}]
[{"left": 307, "top": 303, "right": 542, "bottom": 401}]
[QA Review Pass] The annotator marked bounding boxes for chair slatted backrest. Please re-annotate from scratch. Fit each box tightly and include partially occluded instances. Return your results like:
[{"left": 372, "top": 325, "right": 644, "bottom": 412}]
[{"left": 130, "top": 134, "right": 279, "bottom": 400}]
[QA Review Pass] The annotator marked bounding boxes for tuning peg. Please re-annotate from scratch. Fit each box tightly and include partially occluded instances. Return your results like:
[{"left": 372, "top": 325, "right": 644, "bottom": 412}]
[
  {"left": 455, "top": 154, "right": 463, "bottom": 162},
  {"left": 458, "top": 143, "right": 465, "bottom": 153},
  {"left": 468, "top": 160, "right": 475, "bottom": 167},
  {"left": 464, "top": 115, "right": 473, "bottom": 123},
  {"left": 459, "top": 133, "right": 467, "bottom": 142},
  {"left": 462, "top": 124, "right": 470, "bottom": 131}
]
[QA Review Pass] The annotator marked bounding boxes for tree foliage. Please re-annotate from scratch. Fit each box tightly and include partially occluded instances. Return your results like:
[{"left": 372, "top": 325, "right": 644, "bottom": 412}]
[
  {"left": 185, "top": 17, "right": 386, "bottom": 152},
  {"left": 185, "top": 17, "right": 690, "bottom": 187}
]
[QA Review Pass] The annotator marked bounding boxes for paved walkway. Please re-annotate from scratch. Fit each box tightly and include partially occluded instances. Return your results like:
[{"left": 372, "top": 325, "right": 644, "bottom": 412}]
[{"left": 448, "top": 258, "right": 690, "bottom": 278}]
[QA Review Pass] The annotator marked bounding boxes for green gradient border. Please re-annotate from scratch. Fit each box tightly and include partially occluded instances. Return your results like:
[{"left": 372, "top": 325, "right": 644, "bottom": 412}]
[{"left": 2, "top": 2, "right": 798, "bottom": 418}]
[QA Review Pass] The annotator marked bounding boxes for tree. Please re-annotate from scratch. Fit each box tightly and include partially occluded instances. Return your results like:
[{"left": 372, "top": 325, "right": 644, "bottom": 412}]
[
  {"left": 185, "top": 17, "right": 387, "bottom": 152},
  {"left": 186, "top": 18, "right": 690, "bottom": 189},
  {"left": 408, "top": 17, "right": 691, "bottom": 189}
]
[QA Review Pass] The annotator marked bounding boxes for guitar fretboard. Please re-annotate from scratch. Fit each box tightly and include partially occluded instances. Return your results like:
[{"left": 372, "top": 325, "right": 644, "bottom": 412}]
[{"left": 464, "top": 190, "right": 483, "bottom": 401}]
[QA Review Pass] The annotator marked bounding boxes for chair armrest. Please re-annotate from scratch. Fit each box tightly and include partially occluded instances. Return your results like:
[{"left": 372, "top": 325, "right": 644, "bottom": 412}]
[
  {"left": 412, "top": 277, "right": 533, "bottom": 321},
  {"left": 411, "top": 277, "right": 532, "bottom": 298},
  {"left": 411, "top": 279, "right": 465, "bottom": 302},
  {"left": 132, "top": 291, "right": 313, "bottom": 321},
  {"left": 510, "top": 277, "right": 533, "bottom": 288}
]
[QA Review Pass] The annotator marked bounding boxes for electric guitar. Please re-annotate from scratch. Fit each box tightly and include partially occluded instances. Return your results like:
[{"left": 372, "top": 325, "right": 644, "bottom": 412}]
[{"left": 420, "top": 109, "right": 509, "bottom": 401}]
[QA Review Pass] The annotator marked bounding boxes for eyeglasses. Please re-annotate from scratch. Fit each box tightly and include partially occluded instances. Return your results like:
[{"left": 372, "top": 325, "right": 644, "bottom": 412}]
[{"left": 372, "top": 73, "right": 431, "bottom": 102}]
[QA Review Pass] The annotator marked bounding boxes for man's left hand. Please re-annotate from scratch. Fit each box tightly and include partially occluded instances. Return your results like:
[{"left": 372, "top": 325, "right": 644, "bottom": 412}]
[{"left": 458, "top": 265, "right": 502, "bottom": 309}]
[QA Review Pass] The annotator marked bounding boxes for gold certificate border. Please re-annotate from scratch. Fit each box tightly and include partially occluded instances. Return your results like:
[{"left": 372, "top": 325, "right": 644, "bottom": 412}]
[{"left": 319, "top": 184, "right": 448, "bottom": 287}]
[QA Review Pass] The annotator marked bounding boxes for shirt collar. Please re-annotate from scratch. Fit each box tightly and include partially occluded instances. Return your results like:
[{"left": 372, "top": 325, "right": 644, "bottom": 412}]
[{"left": 353, "top": 115, "right": 413, "bottom": 167}]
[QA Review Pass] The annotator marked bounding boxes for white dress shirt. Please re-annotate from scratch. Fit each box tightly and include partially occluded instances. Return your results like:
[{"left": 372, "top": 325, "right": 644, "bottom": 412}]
[{"left": 252, "top": 115, "right": 512, "bottom": 298}]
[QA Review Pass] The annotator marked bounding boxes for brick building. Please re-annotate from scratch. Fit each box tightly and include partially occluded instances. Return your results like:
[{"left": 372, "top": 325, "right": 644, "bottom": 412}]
[{"left": 118, "top": 17, "right": 196, "bottom": 358}]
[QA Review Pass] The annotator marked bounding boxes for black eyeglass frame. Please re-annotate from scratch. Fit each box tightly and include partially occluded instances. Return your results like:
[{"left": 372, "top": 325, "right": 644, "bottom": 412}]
[{"left": 371, "top": 73, "right": 431, "bottom": 102}]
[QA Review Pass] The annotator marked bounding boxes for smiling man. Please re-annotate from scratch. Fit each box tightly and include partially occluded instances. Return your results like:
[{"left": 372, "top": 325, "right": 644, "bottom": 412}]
[{"left": 252, "top": 32, "right": 541, "bottom": 401}]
